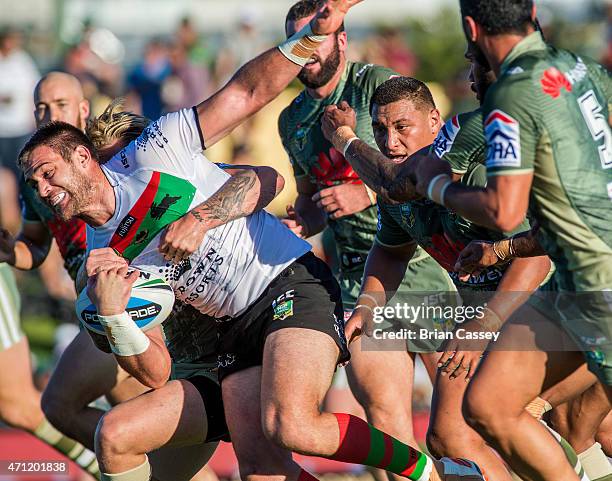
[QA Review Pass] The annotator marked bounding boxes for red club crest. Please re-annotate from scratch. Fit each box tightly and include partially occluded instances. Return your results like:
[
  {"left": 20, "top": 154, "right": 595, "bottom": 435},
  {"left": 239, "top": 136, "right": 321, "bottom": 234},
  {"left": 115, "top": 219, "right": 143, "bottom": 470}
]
[
  {"left": 312, "top": 147, "right": 362, "bottom": 187},
  {"left": 541, "top": 67, "right": 572, "bottom": 98}
]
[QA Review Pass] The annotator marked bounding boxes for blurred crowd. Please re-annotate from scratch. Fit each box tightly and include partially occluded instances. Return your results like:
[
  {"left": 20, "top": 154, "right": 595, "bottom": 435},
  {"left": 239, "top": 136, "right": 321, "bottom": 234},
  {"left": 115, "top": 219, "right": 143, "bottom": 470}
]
[{"left": 0, "top": 1, "right": 610, "bottom": 391}]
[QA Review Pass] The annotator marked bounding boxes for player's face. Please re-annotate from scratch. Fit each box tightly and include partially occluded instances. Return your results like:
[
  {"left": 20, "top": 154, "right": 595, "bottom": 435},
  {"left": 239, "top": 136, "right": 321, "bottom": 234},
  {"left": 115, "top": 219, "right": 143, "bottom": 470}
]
[
  {"left": 287, "top": 16, "right": 345, "bottom": 89},
  {"left": 22, "top": 145, "right": 92, "bottom": 221},
  {"left": 34, "top": 79, "right": 89, "bottom": 130},
  {"left": 371, "top": 100, "right": 441, "bottom": 162},
  {"left": 465, "top": 46, "right": 496, "bottom": 104}
]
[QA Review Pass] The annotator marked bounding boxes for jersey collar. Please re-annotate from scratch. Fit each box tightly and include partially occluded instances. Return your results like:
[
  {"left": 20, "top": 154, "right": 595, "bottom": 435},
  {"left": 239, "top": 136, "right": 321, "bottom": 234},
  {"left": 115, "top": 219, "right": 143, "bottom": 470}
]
[
  {"left": 304, "top": 61, "right": 351, "bottom": 103},
  {"left": 500, "top": 31, "right": 546, "bottom": 74}
]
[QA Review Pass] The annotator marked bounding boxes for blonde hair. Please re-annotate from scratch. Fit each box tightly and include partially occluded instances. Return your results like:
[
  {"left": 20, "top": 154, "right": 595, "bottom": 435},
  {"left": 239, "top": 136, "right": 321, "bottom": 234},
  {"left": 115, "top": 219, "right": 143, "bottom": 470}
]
[{"left": 86, "top": 98, "right": 150, "bottom": 151}]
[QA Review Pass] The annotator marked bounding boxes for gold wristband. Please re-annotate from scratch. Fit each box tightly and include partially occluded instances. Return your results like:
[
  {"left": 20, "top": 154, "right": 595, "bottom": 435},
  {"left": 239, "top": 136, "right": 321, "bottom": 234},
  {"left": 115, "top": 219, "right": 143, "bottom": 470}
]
[{"left": 492, "top": 237, "right": 516, "bottom": 262}]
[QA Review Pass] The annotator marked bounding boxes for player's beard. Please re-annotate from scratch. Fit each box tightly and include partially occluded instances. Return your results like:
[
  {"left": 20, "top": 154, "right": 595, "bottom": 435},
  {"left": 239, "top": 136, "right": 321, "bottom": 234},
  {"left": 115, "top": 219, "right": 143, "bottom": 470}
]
[
  {"left": 298, "top": 37, "right": 341, "bottom": 90},
  {"left": 54, "top": 169, "right": 93, "bottom": 221}
]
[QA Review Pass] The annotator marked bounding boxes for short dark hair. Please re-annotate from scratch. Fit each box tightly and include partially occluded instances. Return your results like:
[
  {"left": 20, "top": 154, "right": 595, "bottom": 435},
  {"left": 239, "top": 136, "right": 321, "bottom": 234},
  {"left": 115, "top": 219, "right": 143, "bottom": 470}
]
[
  {"left": 285, "top": 0, "right": 345, "bottom": 34},
  {"left": 18, "top": 121, "right": 98, "bottom": 169},
  {"left": 460, "top": 0, "right": 534, "bottom": 35},
  {"left": 370, "top": 77, "right": 436, "bottom": 114}
]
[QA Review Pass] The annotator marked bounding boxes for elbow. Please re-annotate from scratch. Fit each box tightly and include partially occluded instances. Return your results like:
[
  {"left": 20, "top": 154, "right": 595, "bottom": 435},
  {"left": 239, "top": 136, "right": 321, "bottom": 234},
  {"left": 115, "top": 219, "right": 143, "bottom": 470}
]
[
  {"left": 256, "top": 166, "right": 285, "bottom": 199},
  {"left": 142, "top": 364, "right": 171, "bottom": 390},
  {"left": 491, "top": 203, "right": 526, "bottom": 233}
]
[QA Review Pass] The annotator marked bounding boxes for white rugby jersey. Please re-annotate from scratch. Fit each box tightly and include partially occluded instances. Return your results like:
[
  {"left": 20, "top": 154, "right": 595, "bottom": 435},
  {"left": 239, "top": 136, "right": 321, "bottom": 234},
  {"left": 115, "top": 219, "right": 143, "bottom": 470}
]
[{"left": 87, "top": 108, "right": 310, "bottom": 318}]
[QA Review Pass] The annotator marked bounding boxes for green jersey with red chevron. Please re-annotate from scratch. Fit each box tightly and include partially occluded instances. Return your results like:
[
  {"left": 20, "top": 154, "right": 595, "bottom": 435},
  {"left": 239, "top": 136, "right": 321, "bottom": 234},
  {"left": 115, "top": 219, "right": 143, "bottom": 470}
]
[
  {"left": 279, "top": 61, "right": 450, "bottom": 307},
  {"left": 279, "top": 62, "right": 395, "bottom": 260},
  {"left": 376, "top": 109, "right": 530, "bottom": 292},
  {"left": 86, "top": 108, "right": 310, "bottom": 318},
  {"left": 482, "top": 32, "right": 612, "bottom": 292}
]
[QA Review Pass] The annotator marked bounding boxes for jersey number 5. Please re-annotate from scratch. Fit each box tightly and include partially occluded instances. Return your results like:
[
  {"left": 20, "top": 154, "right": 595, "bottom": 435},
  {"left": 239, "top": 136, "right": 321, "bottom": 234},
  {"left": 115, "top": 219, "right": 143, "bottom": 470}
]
[{"left": 578, "top": 90, "right": 612, "bottom": 170}]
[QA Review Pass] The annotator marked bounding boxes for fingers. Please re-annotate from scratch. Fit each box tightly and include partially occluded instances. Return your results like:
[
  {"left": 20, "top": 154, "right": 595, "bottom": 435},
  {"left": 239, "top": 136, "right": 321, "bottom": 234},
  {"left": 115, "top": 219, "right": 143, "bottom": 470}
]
[
  {"left": 441, "top": 351, "right": 465, "bottom": 378},
  {"left": 437, "top": 348, "right": 456, "bottom": 369}
]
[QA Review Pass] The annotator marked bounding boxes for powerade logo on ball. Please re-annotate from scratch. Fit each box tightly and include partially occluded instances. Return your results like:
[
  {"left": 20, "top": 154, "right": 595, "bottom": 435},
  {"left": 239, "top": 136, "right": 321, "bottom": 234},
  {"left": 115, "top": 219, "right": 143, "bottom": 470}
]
[
  {"left": 484, "top": 110, "right": 521, "bottom": 168},
  {"left": 81, "top": 297, "right": 162, "bottom": 331}
]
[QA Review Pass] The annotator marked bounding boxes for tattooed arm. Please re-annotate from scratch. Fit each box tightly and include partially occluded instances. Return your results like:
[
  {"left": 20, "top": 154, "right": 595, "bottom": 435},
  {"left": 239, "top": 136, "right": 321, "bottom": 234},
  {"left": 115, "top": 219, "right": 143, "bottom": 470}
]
[
  {"left": 321, "top": 103, "right": 422, "bottom": 204},
  {"left": 159, "top": 165, "right": 284, "bottom": 262}
]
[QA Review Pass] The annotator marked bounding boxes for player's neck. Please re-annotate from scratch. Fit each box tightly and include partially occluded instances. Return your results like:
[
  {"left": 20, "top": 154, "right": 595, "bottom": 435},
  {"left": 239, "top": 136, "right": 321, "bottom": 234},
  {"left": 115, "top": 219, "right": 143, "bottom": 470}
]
[
  {"left": 306, "top": 56, "right": 347, "bottom": 100},
  {"left": 482, "top": 32, "right": 531, "bottom": 76},
  {"left": 79, "top": 173, "right": 116, "bottom": 227}
]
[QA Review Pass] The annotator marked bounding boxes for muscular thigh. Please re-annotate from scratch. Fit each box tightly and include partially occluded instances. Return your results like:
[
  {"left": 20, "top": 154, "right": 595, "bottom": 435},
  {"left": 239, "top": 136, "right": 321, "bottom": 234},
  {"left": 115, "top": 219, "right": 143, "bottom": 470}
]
[
  {"left": 346, "top": 337, "right": 414, "bottom": 410},
  {"left": 261, "top": 328, "right": 338, "bottom": 415},
  {"left": 222, "top": 366, "right": 295, "bottom": 470},
  {"left": 104, "top": 379, "right": 208, "bottom": 451}
]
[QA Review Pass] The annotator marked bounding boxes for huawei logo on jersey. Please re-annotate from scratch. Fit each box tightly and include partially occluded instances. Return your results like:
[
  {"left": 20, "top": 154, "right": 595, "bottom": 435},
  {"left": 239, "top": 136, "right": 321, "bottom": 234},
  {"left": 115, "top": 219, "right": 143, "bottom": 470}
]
[
  {"left": 541, "top": 67, "right": 572, "bottom": 99},
  {"left": 312, "top": 147, "right": 362, "bottom": 187}
]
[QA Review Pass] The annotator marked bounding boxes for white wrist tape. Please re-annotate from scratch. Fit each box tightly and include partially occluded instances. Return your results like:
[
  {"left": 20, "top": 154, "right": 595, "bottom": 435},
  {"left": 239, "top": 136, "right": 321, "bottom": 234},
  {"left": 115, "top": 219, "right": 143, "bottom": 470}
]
[
  {"left": 343, "top": 137, "right": 359, "bottom": 158},
  {"left": 98, "top": 311, "right": 150, "bottom": 357},
  {"left": 278, "top": 22, "right": 328, "bottom": 66}
]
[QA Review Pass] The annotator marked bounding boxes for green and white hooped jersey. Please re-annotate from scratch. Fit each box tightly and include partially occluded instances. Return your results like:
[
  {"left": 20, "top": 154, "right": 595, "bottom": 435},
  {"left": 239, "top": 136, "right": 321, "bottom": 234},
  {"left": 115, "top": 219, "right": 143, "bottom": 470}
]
[
  {"left": 0, "top": 263, "right": 22, "bottom": 351},
  {"left": 87, "top": 108, "right": 310, "bottom": 319}
]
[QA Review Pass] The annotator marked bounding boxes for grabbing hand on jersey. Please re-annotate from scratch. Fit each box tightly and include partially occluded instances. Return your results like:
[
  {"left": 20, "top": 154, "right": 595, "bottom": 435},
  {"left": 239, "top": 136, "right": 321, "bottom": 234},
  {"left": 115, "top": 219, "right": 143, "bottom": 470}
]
[
  {"left": 159, "top": 214, "right": 205, "bottom": 263},
  {"left": 344, "top": 307, "right": 374, "bottom": 344},
  {"left": 312, "top": 183, "right": 372, "bottom": 219},
  {"left": 437, "top": 319, "right": 489, "bottom": 382},
  {"left": 454, "top": 241, "right": 500, "bottom": 282},
  {"left": 282, "top": 205, "right": 310, "bottom": 239},
  {"left": 311, "top": 0, "right": 364, "bottom": 35},
  {"left": 87, "top": 266, "right": 139, "bottom": 316},
  {"left": 85, "top": 247, "right": 129, "bottom": 277},
  {"left": 0, "top": 229, "right": 16, "bottom": 265},
  {"left": 321, "top": 101, "right": 357, "bottom": 141}
]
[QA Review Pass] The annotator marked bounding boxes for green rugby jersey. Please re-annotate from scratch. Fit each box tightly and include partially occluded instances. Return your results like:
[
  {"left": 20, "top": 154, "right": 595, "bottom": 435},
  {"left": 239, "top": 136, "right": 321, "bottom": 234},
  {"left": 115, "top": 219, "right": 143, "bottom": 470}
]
[
  {"left": 279, "top": 62, "right": 451, "bottom": 308},
  {"left": 377, "top": 109, "right": 530, "bottom": 291},
  {"left": 278, "top": 61, "right": 398, "bottom": 267},
  {"left": 482, "top": 32, "right": 612, "bottom": 291}
]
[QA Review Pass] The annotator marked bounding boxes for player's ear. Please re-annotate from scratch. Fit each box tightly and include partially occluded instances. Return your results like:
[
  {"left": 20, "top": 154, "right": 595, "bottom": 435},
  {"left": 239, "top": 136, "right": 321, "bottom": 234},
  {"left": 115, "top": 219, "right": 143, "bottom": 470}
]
[
  {"left": 531, "top": 4, "right": 537, "bottom": 22},
  {"left": 463, "top": 16, "right": 478, "bottom": 43},
  {"left": 430, "top": 109, "right": 441, "bottom": 134},
  {"left": 74, "top": 144, "right": 92, "bottom": 167},
  {"left": 337, "top": 31, "right": 348, "bottom": 53}
]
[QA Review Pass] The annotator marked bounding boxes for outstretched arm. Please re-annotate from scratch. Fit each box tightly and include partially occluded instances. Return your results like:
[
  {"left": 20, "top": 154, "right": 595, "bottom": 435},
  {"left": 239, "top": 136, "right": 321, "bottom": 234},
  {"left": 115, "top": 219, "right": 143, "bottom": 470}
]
[{"left": 198, "top": 0, "right": 363, "bottom": 147}]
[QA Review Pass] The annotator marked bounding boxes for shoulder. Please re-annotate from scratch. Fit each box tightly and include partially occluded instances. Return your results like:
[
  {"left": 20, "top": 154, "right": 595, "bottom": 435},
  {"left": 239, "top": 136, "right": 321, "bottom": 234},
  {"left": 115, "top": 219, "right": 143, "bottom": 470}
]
[
  {"left": 278, "top": 91, "right": 306, "bottom": 136},
  {"left": 350, "top": 62, "right": 398, "bottom": 90}
]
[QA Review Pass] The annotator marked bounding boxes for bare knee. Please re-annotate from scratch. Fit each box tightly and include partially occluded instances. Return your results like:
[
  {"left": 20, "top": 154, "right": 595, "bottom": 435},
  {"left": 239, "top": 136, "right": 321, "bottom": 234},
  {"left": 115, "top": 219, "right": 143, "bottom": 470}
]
[
  {"left": 463, "top": 386, "right": 513, "bottom": 441},
  {"left": 426, "top": 422, "right": 485, "bottom": 459},
  {"left": 262, "top": 403, "right": 316, "bottom": 453},
  {"left": 95, "top": 411, "right": 133, "bottom": 462}
]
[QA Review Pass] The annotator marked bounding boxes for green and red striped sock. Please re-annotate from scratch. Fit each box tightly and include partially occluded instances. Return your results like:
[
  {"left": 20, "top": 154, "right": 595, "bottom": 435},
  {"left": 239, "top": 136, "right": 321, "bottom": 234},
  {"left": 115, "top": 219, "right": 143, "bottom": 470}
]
[{"left": 330, "top": 413, "right": 432, "bottom": 481}]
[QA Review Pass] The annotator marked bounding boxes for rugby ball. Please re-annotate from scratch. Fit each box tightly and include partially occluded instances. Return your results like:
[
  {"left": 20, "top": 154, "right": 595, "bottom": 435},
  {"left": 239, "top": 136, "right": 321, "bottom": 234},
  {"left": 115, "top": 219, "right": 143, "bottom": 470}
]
[{"left": 76, "top": 271, "right": 175, "bottom": 335}]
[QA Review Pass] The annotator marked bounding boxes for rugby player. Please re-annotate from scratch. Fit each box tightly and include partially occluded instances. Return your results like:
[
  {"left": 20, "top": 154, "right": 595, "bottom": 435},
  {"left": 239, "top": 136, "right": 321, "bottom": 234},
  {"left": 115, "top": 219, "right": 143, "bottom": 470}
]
[
  {"left": 1, "top": 72, "right": 282, "bottom": 481},
  {"left": 321, "top": 72, "right": 552, "bottom": 481},
  {"left": 0, "top": 72, "right": 105, "bottom": 479},
  {"left": 19, "top": 3, "right": 486, "bottom": 480},
  {"left": 409, "top": 1, "right": 612, "bottom": 480},
  {"left": 278, "top": 3, "right": 453, "bottom": 472}
]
